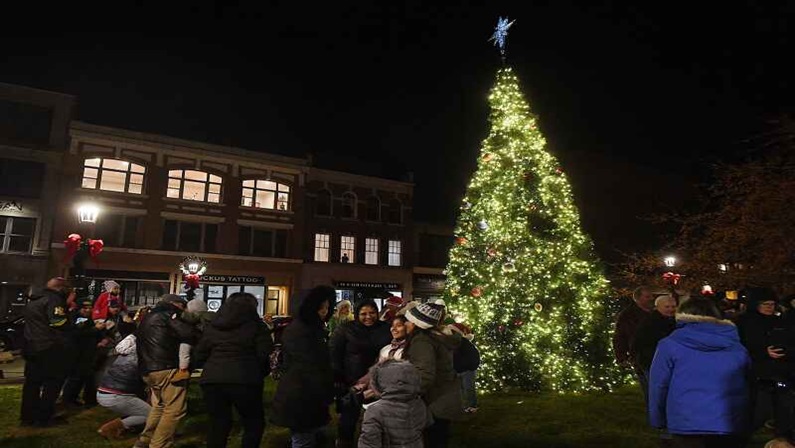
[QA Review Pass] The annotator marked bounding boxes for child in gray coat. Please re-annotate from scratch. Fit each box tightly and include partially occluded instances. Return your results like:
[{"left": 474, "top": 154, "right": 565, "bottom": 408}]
[{"left": 358, "top": 360, "right": 430, "bottom": 448}]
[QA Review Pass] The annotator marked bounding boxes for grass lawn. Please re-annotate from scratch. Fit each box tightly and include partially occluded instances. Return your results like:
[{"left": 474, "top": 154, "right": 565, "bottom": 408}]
[{"left": 0, "top": 381, "right": 773, "bottom": 447}]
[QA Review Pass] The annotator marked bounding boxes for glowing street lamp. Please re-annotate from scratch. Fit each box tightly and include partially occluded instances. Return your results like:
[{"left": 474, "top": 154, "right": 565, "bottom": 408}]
[
  {"left": 77, "top": 203, "right": 101, "bottom": 224},
  {"left": 179, "top": 256, "right": 207, "bottom": 301},
  {"left": 663, "top": 256, "right": 677, "bottom": 268}
]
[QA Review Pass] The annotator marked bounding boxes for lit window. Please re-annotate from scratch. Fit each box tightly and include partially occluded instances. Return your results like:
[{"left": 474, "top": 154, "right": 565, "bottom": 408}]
[
  {"left": 167, "top": 170, "right": 222, "bottom": 203},
  {"left": 242, "top": 179, "right": 291, "bottom": 211},
  {"left": 314, "top": 233, "right": 330, "bottom": 262},
  {"left": 365, "top": 238, "right": 379, "bottom": 265},
  {"left": 388, "top": 240, "right": 402, "bottom": 266},
  {"left": 340, "top": 236, "right": 355, "bottom": 263},
  {"left": 0, "top": 216, "right": 35, "bottom": 254},
  {"left": 341, "top": 192, "right": 356, "bottom": 219},
  {"left": 81, "top": 158, "right": 145, "bottom": 194}
]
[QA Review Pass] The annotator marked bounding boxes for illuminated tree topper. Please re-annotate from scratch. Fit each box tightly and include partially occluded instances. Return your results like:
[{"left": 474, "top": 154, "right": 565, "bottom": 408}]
[{"left": 489, "top": 16, "right": 515, "bottom": 52}]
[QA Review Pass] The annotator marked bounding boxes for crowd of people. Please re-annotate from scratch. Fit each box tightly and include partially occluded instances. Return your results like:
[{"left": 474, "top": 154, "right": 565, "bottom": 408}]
[
  {"left": 18, "top": 278, "right": 481, "bottom": 448},
  {"left": 615, "top": 286, "right": 795, "bottom": 448}
]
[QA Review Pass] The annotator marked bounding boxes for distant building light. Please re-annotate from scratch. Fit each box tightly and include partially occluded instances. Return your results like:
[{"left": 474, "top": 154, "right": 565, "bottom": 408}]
[
  {"left": 664, "top": 256, "right": 677, "bottom": 268},
  {"left": 718, "top": 263, "right": 729, "bottom": 273}
]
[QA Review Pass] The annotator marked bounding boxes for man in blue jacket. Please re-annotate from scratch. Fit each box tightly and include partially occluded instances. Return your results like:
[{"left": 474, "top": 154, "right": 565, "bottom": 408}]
[{"left": 649, "top": 297, "right": 751, "bottom": 448}]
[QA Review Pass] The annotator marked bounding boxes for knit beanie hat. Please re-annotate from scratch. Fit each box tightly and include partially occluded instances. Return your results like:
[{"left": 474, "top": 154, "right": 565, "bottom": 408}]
[
  {"left": 396, "top": 301, "right": 419, "bottom": 317},
  {"left": 187, "top": 297, "right": 208, "bottom": 313},
  {"left": 406, "top": 303, "right": 445, "bottom": 330},
  {"left": 385, "top": 295, "right": 404, "bottom": 308},
  {"left": 104, "top": 280, "right": 120, "bottom": 292}
]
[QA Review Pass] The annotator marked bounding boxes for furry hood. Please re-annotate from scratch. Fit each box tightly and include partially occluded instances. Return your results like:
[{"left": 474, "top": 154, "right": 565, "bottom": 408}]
[
  {"left": 675, "top": 313, "right": 735, "bottom": 326},
  {"left": 670, "top": 313, "right": 740, "bottom": 352}
]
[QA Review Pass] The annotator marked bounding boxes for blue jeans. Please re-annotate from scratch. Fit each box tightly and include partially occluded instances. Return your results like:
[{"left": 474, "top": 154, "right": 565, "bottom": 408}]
[
  {"left": 291, "top": 427, "right": 325, "bottom": 448},
  {"left": 459, "top": 370, "right": 478, "bottom": 408}
]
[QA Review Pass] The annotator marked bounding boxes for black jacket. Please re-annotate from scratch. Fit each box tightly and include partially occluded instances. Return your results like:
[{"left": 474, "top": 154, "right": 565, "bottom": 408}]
[
  {"left": 630, "top": 310, "right": 676, "bottom": 372},
  {"left": 329, "top": 304, "right": 392, "bottom": 386},
  {"left": 136, "top": 303, "right": 198, "bottom": 374},
  {"left": 453, "top": 337, "right": 481, "bottom": 373},
  {"left": 271, "top": 287, "right": 336, "bottom": 431},
  {"left": 68, "top": 311, "right": 102, "bottom": 374},
  {"left": 23, "top": 288, "right": 71, "bottom": 354},
  {"left": 738, "top": 311, "right": 795, "bottom": 381},
  {"left": 194, "top": 297, "right": 273, "bottom": 385}
]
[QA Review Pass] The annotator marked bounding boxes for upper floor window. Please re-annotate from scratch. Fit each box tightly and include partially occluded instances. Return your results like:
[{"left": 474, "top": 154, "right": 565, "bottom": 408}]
[
  {"left": 387, "top": 199, "right": 403, "bottom": 225},
  {"left": 365, "top": 237, "right": 379, "bottom": 265},
  {"left": 365, "top": 196, "right": 381, "bottom": 222},
  {"left": 242, "top": 180, "right": 291, "bottom": 211},
  {"left": 0, "top": 216, "right": 35, "bottom": 254},
  {"left": 82, "top": 158, "right": 145, "bottom": 194},
  {"left": 388, "top": 240, "right": 402, "bottom": 266},
  {"left": 239, "top": 226, "right": 288, "bottom": 258},
  {"left": 94, "top": 214, "right": 140, "bottom": 248},
  {"left": 316, "top": 190, "right": 332, "bottom": 216},
  {"left": 162, "top": 220, "right": 217, "bottom": 253},
  {"left": 314, "top": 233, "right": 330, "bottom": 262},
  {"left": 341, "top": 193, "right": 357, "bottom": 219},
  {"left": 340, "top": 236, "right": 355, "bottom": 263},
  {"left": 167, "top": 170, "right": 222, "bottom": 203}
]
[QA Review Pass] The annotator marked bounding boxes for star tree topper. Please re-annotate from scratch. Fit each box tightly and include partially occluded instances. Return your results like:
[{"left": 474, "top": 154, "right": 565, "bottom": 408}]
[{"left": 489, "top": 16, "right": 515, "bottom": 55}]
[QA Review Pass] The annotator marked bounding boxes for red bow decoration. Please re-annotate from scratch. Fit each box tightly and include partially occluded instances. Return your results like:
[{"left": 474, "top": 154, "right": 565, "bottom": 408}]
[
  {"left": 662, "top": 271, "right": 681, "bottom": 285},
  {"left": 64, "top": 233, "right": 82, "bottom": 260},
  {"left": 88, "top": 239, "right": 104, "bottom": 259},
  {"left": 184, "top": 274, "right": 201, "bottom": 290}
]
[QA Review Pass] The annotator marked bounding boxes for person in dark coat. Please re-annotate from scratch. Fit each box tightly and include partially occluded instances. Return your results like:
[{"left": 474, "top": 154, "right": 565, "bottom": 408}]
[
  {"left": 649, "top": 297, "right": 751, "bottom": 448},
  {"left": 404, "top": 302, "right": 464, "bottom": 448},
  {"left": 613, "top": 286, "right": 654, "bottom": 401},
  {"left": 61, "top": 298, "right": 103, "bottom": 407},
  {"left": 193, "top": 292, "right": 273, "bottom": 448},
  {"left": 632, "top": 295, "right": 677, "bottom": 375},
  {"left": 20, "top": 278, "right": 74, "bottom": 427},
  {"left": 271, "top": 286, "right": 336, "bottom": 448},
  {"left": 737, "top": 287, "right": 795, "bottom": 440},
  {"left": 329, "top": 298, "right": 392, "bottom": 447}
]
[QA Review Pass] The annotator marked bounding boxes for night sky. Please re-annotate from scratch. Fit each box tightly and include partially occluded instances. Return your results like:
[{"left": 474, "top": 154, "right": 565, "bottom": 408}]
[{"left": 2, "top": 1, "right": 792, "bottom": 263}]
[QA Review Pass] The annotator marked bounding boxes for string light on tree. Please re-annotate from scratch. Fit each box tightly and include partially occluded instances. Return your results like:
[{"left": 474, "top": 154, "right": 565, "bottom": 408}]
[{"left": 444, "top": 18, "right": 622, "bottom": 393}]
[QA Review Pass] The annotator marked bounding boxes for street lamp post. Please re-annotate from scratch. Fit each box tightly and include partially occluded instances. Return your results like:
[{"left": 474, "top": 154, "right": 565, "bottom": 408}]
[
  {"left": 662, "top": 255, "right": 681, "bottom": 304},
  {"left": 69, "top": 202, "right": 102, "bottom": 301}
]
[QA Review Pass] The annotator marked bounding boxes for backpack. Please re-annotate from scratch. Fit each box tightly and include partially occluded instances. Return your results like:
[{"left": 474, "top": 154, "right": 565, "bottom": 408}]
[{"left": 453, "top": 338, "right": 481, "bottom": 373}]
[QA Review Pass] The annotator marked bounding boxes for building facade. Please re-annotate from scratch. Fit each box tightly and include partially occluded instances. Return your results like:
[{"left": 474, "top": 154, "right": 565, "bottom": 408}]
[
  {"left": 412, "top": 222, "right": 454, "bottom": 303},
  {"left": 0, "top": 83, "right": 75, "bottom": 317}
]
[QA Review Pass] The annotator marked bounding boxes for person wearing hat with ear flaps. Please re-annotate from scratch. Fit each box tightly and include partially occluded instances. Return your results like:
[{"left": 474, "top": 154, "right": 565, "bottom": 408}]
[
  {"left": 93, "top": 280, "right": 127, "bottom": 321},
  {"left": 403, "top": 302, "right": 464, "bottom": 448}
]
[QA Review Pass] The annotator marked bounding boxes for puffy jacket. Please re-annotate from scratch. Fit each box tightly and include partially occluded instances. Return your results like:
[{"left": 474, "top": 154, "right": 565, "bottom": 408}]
[
  {"left": 330, "top": 307, "right": 392, "bottom": 386},
  {"left": 136, "top": 303, "right": 198, "bottom": 374},
  {"left": 98, "top": 335, "right": 144, "bottom": 395},
  {"left": 271, "top": 288, "right": 336, "bottom": 431},
  {"left": 406, "top": 329, "right": 464, "bottom": 421},
  {"left": 649, "top": 313, "right": 751, "bottom": 435},
  {"left": 194, "top": 295, "right": 273, "bottom": 385},
  {"left": 358, "top": 360, "right": 428, "bottom": 448},
  {"left": 23, "top": 288, "right": 71, "bottom": 354},
  {"left": 631, "top": 310, "right": 676, "bottom": 373}
]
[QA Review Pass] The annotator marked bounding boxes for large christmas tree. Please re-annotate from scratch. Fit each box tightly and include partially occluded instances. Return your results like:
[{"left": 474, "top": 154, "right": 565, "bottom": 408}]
[{"left": 444, "top": 65, "right": 622, "bottom": 393}]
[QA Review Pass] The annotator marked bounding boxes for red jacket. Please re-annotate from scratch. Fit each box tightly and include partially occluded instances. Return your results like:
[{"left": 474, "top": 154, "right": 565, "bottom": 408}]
[{"left": 92, "top": 292, "right": 127, "bottom": 320}]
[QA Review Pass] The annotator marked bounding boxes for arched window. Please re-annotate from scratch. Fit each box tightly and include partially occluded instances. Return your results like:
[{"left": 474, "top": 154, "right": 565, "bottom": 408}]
[
  {"left": 341, "top": 192, "right": 356, "bottom": 219},
  {"left": 365, "top": 196, "right": 381, "bottom": 222},
  {"left": 316, "top": 189, "right": 332, "bottom": 216},
  {"left": 82, "top": 158, "right": 145, "bottom": 194},
  {"left": 167, "top": 170, "right": 222, "bottom": 203},
  {"left": 242, "top": 179, "right": 291, "bottom": 211},
  {"left": 387, "top": 198, "right": 403, "bottom": 224}
]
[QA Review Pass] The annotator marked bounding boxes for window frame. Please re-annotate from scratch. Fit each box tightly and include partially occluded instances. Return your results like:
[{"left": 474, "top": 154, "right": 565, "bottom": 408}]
[
  {"left": 239, "top": 226, "right": 289, "bottom": 258},
  {"left": 0, "top": 216, "right": 36, "bottom": 254},
  {"left": 241, "top": 179, "right": 292, "bottom": 211},
  {"left": 94, "top": 214, "right": 140, "bottom": 248},
  {"left": 365, "top": 196, "right": 381, "bottom": 222},
  {"left": 162, "top": 220, "right": 218, "bottom": 253},
  {"left": 81, "top": 158, "right": 146, "bottom": 195},
  {"left": 388, "top": 239, "right": 402, "bottom": 267},
  {"left": 340, "top": 192, "right": 357, "bottom": 219},
  {"left": 166, "top": 170, "right": 223, "bottom": 204},
  {"left": 340, "top": 235, "right": 355, "bottom": 263},
  {"left": 315, "top": 189, "right": 333, "bottom": 216},
  {"left": 314, "top": 233, "right": 331, "bottom": 262},
  {"left": 387, "top": 199, "right": 403, "bottom": 225},
  {"left": 365, "top": 237, "right": 379, "bottom": 265}
]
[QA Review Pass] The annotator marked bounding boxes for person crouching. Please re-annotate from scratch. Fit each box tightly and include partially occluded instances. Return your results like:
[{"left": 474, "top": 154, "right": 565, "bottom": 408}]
[{"left": 358, "top": 360, "right": 428, "bottom": 448}]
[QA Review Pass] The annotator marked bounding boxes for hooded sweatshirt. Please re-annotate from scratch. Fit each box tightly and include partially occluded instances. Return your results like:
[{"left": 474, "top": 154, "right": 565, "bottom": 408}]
[
  {"left": 649, "top": 313, "right": 751, "bottom": 435},
  {"left": 358, "top": 360, "right": 428, "bottom": 448},
  {"left": 193, "top": 295, "right": 273, "bottom": 385}
]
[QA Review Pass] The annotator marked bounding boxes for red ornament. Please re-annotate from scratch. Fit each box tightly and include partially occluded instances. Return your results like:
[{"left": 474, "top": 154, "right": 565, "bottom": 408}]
[
  {"left": 455, "top": 237, "right": 468, "bottom": 246},
  {"left": 486, "top": 248, "right": 497, "bottom": 258},
  {"left": 482, "top": 153, "right": 495, "bottom": 162},
  {"left": 64, "top": 233, "right": 82, "bottom": 260},
  {"left": 88, "top": 239, "right": 104, "bottom": 260},
  {"left": 662, "top": 272, "right": 681, "bottom": 286},
  {"left": 184, "top": 274, "right": 201, "bottom": 290},
  {"left": 470, "top": 287, "right": 483, "bottom": 298},
  {"left": 498, "top": 325, "right": 506, "bottom": 333},
  {"left": 514, "top": 319, "right": 524, "bottom": 326},
  {"left": 555, "top": 167, "right": 564, "bottom": 174}
]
